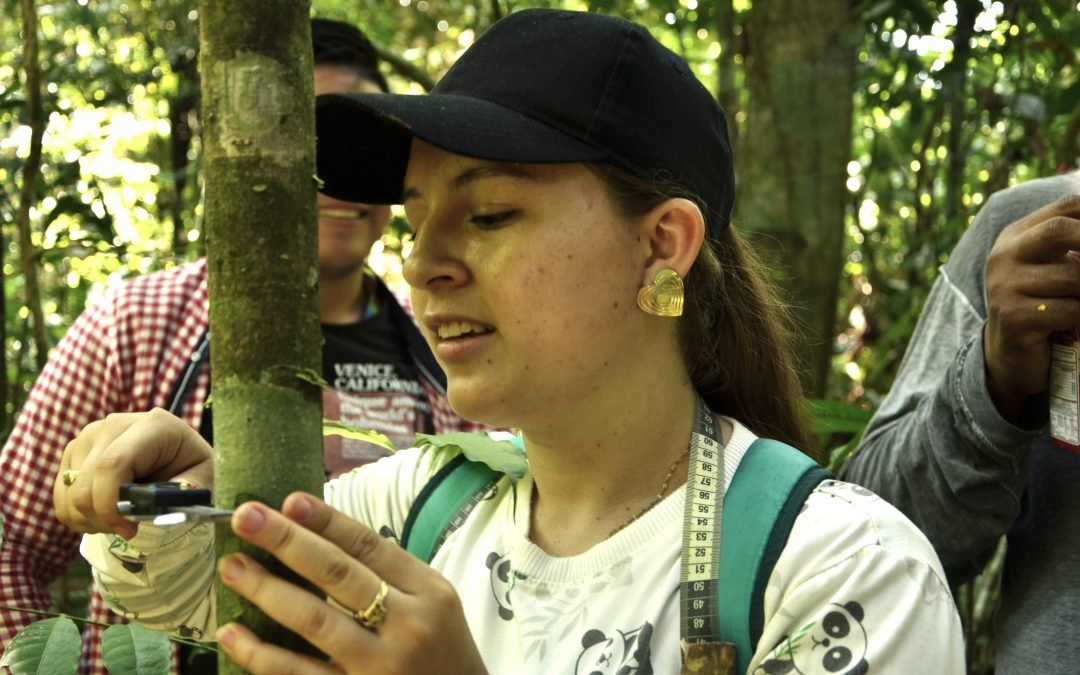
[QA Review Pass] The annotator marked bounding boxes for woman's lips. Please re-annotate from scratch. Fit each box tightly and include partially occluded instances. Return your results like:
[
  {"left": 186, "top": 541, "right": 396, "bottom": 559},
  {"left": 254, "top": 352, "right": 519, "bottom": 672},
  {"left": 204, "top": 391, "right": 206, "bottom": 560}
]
[
  {"left": 436, "top": 320, "right": 494, "bottom": 339},
  {"left": 427, "top": 319, "right": 496, "bottom": 363}
]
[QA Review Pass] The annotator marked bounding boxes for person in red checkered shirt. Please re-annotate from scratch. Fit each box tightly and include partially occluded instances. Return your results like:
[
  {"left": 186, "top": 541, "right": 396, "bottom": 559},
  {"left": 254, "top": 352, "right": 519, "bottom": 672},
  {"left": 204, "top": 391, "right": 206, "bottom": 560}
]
[{"left": 0, "top": 18, "right": 482, "bottom": 675}]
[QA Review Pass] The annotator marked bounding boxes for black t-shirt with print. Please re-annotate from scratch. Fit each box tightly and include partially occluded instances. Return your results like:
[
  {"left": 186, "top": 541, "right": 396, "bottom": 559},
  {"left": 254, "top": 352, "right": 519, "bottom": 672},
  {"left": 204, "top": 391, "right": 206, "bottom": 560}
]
[
  {"left": 192, "top": 308, "right": 435, "bottom": 478},
  {"left": 321, "top": 308, "right": 435, "bottom": 477}
]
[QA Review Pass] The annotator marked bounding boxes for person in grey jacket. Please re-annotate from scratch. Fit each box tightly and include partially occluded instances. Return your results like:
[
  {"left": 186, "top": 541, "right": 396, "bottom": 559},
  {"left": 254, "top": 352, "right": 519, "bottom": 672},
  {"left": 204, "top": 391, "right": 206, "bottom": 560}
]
[{"left": 841, "top": 171, "right": 1080, "bottom": 674}]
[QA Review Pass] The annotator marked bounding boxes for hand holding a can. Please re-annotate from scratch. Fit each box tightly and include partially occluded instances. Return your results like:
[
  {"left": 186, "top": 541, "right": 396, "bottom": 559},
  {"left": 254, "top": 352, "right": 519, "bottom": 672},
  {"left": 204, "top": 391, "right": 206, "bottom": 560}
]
[{"left": 984, "top": 196, "right": 1080, "bottom": 423}]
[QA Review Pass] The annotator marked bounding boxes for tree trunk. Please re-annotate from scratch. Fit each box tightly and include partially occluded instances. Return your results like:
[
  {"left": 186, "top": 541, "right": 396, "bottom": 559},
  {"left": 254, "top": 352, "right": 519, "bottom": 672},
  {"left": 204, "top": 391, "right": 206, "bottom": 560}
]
[
  {"left": 167, "top": 50, "right": 200, "bottom": 257},
  {"left": 199, "top": 2, "right": 324, "bottom": 671},
  {"left": 738, "top": 0, "right": 858, "bottom": 397},
  {"left": 714, "top": 0, "right": 742, "bottom": 162},
  {"left": 943, "top": 0, "right": 979, "bottom": 221},
  {"left": 17, "top": 0, "right": 49, "bottom": 373}
]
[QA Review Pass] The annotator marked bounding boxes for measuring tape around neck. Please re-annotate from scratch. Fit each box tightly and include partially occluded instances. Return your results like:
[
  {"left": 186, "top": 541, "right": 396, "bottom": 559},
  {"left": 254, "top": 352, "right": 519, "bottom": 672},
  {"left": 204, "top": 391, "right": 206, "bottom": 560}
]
[{"left": 680, "top": 396, "right": 726, "bottom": 645}]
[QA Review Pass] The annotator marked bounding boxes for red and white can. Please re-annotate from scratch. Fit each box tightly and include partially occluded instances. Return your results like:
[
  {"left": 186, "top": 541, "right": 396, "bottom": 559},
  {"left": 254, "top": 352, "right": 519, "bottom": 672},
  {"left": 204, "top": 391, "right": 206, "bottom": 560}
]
[{"left": 1051, "top": 328, "right": 1080, "bottom": 453}]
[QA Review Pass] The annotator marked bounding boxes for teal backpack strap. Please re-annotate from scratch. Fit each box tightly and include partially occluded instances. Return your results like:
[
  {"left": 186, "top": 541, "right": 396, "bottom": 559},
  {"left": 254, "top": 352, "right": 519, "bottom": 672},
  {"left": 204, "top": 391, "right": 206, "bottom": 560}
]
[
  {"left": 715, "top": 438, "right": 831, "bottom": 674},
  {"left": 401, "top": 454, "right": 501, "bottom": 563}
]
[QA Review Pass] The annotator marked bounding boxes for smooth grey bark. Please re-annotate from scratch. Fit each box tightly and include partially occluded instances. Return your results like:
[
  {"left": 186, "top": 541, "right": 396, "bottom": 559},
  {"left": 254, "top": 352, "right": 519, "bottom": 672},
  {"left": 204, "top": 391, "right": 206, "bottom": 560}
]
[{"left": 199, "top": 2, "right": 324, "bottom": 671}]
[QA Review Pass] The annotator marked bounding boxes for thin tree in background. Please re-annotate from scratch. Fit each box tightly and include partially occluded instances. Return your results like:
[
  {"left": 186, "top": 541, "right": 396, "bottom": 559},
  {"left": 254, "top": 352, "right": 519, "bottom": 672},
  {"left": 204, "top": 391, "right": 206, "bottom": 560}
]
[
  {"left": 16, "top": 0, "right": 49, "bottom": 374},
  {"left": 738, "top": 0, "right": 859, "bottom": 397},
  {"left": 199, "top": 1, "right": 325, "bottom": 671},
  {"left": 942, "top": 0, "right": 980, "bottom": 222}
]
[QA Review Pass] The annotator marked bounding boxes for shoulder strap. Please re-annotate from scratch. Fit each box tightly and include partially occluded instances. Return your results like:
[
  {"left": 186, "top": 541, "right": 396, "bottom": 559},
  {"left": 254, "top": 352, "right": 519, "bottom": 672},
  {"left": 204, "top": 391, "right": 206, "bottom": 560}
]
[
  {"left": 164, "top": 328, "right": 210, "bottom": 415},
  {"left": 401, "top": 454, "right": 500, "bottom": 562},
  {"left": 162, "top": 328, "right": 213, "bottom": 443},
  {"left": 714, "top": 438, "right": 831, "bottom": 674}
]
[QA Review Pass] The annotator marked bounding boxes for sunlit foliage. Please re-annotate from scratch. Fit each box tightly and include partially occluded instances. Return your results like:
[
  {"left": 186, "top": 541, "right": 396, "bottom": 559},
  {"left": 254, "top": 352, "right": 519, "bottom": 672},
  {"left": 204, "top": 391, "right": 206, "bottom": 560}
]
[
  {"left": 2, "top": 0, "right": 203, "bottom": 422},
  {"left": 839, "top": 0, "right": 1079, "bottom": 408}
]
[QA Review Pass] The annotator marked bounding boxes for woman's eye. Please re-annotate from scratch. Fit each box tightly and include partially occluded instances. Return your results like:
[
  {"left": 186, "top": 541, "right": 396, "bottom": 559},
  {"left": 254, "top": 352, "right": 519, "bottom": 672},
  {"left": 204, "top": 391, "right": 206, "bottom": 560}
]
[{"left": 468, "top": 211, "right": 517, "bottom": 230}]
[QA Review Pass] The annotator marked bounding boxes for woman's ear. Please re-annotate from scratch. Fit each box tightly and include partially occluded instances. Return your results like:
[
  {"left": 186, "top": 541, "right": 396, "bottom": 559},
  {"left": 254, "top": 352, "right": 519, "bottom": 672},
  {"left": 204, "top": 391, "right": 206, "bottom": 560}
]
[{"left": 641, "top": 197, "right": 705, "bottom": 281}]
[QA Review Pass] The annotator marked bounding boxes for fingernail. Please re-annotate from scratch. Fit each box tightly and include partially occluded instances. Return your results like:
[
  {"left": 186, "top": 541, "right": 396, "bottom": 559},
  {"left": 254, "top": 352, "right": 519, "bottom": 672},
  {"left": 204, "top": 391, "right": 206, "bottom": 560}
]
[
  {"left": 216, "top": 625, "right": 236, "bottom": 649},
  {"left": 221, "top": 556, "right": 246, "bottom": 583},
  {"left": 285, "top": 494, "right": 312, "bottom": 522},
  {"left": 234, "top": 504, "right": 266, "bottom": 535}
]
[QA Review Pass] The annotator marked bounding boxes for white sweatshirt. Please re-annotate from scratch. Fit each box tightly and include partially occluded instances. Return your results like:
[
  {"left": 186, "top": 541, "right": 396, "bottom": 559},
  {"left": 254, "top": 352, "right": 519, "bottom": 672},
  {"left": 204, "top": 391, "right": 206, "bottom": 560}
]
[{"left": 83, "top": 419, "right": 964, "bottom": 674}]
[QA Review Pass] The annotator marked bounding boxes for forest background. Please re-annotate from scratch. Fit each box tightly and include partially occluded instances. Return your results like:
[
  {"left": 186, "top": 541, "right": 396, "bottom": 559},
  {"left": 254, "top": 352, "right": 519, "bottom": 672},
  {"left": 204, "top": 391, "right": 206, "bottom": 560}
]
[{"left": 2, "top": 0, "right": 1078, "bottom": 672}]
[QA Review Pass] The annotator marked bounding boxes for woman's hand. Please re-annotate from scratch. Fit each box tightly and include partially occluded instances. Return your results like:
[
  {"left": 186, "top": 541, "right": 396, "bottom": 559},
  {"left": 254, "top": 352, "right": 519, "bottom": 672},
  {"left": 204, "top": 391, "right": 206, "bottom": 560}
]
[
  {"left": 216, "top": 493, "right": 488, "bottom": 675},
  {"left": 54, "top": 407, "right": 215, "bottom": 539}
]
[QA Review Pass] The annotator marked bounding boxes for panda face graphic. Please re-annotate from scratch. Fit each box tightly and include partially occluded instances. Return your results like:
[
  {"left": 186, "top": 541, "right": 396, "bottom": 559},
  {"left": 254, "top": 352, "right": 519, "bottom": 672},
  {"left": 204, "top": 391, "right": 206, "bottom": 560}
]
[
  {"left": 574, "top": 623, "right": 654, "bottom": 675},
  {"left": 813, "top": 604, "right": 867, "bottom": 673},
  {"left": 578, "top": 630, "right": 627, "bottom": 674},
  {"left": 754, "top": 601, "right": 869, "bottom": 675},
  {"left": 485, "top": 551, "right": 526, "bottom": 621}
]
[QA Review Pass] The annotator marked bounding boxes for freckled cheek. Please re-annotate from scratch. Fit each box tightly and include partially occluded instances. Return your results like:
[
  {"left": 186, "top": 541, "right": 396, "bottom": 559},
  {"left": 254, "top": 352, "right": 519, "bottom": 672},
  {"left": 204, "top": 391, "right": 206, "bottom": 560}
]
[
  {"left": 506, "top": 250, "right": 625, "bottom": 335},
  {"left": 515, "top": 273, "right": 580, "bottom": 322}
]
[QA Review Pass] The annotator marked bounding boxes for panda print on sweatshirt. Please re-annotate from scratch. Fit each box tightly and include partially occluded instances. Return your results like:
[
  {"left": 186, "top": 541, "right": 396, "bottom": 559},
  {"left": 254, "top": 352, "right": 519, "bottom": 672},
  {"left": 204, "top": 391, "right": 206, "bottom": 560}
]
[{"left": 754, "top": 601, "right": 869, "bottom": 675}]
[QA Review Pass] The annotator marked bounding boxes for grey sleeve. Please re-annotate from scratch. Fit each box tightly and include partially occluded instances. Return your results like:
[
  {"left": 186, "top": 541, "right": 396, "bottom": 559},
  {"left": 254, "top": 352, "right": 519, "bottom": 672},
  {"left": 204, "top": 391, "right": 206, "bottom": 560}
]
[{"left": 840, "top": 190, "right": 1046, "bottom": 584}]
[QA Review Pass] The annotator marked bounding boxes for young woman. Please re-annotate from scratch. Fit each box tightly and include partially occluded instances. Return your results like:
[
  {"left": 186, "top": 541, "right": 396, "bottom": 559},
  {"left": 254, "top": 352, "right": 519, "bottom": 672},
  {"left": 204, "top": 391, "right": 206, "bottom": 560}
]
[{"left": 55, "top": 9, "right": 964, "bottom": 674}]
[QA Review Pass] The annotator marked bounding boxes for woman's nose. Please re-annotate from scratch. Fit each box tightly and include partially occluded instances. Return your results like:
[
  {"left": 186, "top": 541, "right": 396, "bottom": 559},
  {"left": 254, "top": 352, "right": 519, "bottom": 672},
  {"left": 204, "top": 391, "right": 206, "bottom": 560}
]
[{"left": 401, "top": 225, "right": 468, "bottom": 291}]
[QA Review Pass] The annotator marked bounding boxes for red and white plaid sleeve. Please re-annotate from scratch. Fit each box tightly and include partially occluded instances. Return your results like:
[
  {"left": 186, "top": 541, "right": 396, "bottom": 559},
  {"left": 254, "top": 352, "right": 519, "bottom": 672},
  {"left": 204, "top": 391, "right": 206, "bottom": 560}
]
[
  {"left": 0, "top": 281, "right": 128, "bottom": 650},
  {"left": 0, "top": 260, "right": 210, "bottom": 675}
]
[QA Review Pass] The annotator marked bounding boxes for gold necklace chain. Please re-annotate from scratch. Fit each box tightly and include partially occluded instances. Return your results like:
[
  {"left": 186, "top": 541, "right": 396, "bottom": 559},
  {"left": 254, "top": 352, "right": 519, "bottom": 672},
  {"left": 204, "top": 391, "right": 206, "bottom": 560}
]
[{"left": 608, "top": 439, "right": 692, "bottom": 538}]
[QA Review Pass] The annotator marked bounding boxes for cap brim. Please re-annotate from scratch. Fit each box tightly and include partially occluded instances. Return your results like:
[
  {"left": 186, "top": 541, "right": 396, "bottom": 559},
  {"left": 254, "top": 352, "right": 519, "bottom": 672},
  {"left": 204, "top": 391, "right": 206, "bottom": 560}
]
[{"left": 315, "top": 92, "right": 609, "bottom": 204}]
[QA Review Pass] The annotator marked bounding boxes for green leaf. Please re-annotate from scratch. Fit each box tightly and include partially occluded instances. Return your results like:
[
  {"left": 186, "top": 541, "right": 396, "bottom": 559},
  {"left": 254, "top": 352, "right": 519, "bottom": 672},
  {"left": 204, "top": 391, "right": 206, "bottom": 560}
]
[
  {"left": 415, "top": 432, "right": 528, "bottom": 482},
  {"left": 0, "top": 617, "right": 81, "bottom": 675},
  {"left": 806, "top": 399, "right": 874, "bottom": 435},
  {"left": 100, "top": 623, "right": 172, "bottom": 675},
  {"left": 294, "top": 368, "right": 328, "bottom": 388},
  {"left": 322, "top": 420, "right": 397, "bottom": 453}
]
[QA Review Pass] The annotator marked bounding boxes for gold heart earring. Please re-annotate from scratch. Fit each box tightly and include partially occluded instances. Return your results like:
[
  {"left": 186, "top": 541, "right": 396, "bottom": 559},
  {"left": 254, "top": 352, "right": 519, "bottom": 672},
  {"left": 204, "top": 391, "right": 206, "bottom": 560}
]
[{"left": 636, "top": 269, "right": 684, "bottom": 317}]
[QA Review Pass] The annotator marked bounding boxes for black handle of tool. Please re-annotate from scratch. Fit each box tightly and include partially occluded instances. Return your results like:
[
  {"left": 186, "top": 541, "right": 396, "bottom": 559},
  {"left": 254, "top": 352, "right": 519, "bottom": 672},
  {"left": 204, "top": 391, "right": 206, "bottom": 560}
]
[{"left": 118, "top": 482, "right": 213, "bottom": 515}]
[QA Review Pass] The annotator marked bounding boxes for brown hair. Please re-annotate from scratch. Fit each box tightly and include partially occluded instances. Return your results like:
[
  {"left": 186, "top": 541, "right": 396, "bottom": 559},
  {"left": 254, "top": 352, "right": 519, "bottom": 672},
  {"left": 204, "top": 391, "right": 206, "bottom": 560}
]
[{"left": 596, "top": 165, "right": 819, "bottom": 459}]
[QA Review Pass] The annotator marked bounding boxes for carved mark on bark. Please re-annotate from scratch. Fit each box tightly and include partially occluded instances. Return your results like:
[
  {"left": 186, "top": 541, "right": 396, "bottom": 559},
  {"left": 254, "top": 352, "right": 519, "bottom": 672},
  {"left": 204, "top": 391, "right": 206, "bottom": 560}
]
[{"left": 209, "top": 54, "right": 294, "bottom": 156}]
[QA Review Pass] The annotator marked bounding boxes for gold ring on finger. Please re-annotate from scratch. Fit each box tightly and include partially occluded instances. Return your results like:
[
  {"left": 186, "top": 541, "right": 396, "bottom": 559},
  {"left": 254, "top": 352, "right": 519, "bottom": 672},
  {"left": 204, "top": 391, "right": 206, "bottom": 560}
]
[
  {"left": 354, "top": 579, "right": 389, "bottom": 630},
  {"left": 62, "top": 469, "right": 79, "bottom": 486}
]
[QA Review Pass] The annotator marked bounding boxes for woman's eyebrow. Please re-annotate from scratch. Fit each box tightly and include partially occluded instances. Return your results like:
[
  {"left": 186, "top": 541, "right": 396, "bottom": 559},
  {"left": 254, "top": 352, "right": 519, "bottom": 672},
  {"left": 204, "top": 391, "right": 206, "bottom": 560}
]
[
  {"left": 402, "top": 162, "right": 534, "bottom": 204},
  {"left": 450, "top": 163, "right": 533, "bottom": 190}
]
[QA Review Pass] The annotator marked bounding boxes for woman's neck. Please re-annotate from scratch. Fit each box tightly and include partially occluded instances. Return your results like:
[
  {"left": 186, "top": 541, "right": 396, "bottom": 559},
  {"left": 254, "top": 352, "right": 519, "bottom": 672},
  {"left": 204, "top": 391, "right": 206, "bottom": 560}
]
[{"left": 524, "top": 367, "right": 699, "bottom": 557}]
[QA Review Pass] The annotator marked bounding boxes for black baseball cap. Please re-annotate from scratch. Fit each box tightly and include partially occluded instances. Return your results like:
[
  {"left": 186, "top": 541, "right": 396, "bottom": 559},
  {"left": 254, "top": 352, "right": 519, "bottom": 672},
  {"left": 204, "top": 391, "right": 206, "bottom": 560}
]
[{"left": 315, "top": 8, "right": 736, "bottom": 236}]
